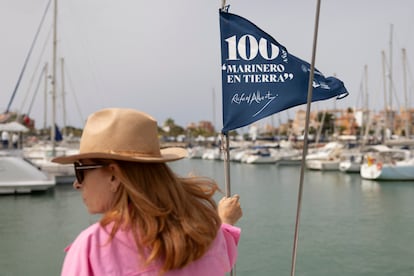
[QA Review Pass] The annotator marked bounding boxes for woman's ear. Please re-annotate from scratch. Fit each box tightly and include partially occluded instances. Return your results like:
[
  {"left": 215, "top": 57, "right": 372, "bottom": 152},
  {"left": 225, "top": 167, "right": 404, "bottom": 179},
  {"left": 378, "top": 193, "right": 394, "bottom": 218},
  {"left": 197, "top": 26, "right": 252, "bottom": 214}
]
[{"left": 108, "top": 163, "right": 121, "bottom": 192}]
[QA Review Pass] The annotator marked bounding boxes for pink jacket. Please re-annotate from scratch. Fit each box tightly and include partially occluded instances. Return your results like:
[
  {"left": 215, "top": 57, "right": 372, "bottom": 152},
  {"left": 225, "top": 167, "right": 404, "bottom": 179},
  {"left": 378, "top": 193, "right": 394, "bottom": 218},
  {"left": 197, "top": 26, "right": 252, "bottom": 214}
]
[{"left": 61, "top": 223, "right": 241, "bottom": 276}]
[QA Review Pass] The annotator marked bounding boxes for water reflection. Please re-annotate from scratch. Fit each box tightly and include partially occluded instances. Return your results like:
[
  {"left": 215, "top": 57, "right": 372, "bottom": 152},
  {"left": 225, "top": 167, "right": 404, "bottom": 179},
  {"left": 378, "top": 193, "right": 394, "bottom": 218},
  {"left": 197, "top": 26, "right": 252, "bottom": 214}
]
[{"left": 361, "top": 179, "right": 381, "bottom": 193}]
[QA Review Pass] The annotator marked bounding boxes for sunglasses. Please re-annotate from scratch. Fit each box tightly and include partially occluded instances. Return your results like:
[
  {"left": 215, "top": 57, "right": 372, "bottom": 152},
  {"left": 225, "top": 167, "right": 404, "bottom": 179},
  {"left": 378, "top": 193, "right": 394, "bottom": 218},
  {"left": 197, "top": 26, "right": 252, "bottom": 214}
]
[{"left": 73, "top": 162, "right": 108, "bottom": 184}]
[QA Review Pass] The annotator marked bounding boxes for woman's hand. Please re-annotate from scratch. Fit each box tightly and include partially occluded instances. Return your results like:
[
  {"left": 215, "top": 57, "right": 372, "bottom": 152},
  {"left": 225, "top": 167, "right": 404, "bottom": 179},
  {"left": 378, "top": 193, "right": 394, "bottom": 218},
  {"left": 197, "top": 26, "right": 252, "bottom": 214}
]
[{"left": 218, "top": 194, "right": 242, "bottom": 225}]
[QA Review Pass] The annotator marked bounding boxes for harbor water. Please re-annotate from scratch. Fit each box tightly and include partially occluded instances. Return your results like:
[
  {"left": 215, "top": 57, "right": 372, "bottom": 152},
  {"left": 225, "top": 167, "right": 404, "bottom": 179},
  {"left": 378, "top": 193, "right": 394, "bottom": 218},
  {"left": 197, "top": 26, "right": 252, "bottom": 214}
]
[{"left": 1, "top": 158, "right": 414, "bottom": 275}]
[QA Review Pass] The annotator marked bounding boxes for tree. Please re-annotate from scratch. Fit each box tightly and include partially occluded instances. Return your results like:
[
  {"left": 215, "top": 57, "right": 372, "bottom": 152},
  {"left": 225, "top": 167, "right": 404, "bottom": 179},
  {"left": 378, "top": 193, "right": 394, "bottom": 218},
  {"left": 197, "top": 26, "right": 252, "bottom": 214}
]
[
  {"left": 162, "top": 118, "right": 185, "bottom": 137},
  {"left": 317, "top": 111, "right": 336, "bottom": 135}
]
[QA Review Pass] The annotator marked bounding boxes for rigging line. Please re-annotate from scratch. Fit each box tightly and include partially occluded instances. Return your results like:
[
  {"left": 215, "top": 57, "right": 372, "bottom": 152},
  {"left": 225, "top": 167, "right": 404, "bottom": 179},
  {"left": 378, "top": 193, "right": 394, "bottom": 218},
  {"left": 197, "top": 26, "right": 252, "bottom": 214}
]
[
  {"left": 68, "top": 5, "right": 99, "bottom": 77},
  {"left": 382, "top": 53, "right": 402, "bottom": 110},
  {"left": 19, "top": 24, "right": 53, "bottom": 114},
  {"left": 406, "top": 54, "right": 414, "bottom": 84},
  {"left": 27, "top": 64, "right": 48, "bottom": 115},
  {"left": 63, "top": 6, "right": 104, "bottom": 110},
  {"left": 355, "top": 67, "right": 365, "bottom": 109},
  {"left": 5, "top": 0, "right": 52, "bottom": 113},
  {"left": 290, "top": 0, "right": 321, "bottom": 276},
  {"left": 62, "top": 60, "right": 85, "bottom": 125},
  {"left": 389, "top": 75, "right": 401, "bottom": 109}
]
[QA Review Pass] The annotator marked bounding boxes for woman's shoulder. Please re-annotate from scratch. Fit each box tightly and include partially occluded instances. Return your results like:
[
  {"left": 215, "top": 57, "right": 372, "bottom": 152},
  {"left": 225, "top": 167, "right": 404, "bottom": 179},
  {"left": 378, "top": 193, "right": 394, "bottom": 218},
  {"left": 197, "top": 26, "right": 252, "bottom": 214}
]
[
  {"left": 67, "top": 222, "right": 119, "bottom": 249},
  {"left": 81, "top": 222, "right": 102, "bottom": 234},
  {"left": 65, "top": 222, "right": 102, "bottom": 251},
  {"left": 76, "top": 222, "right": 106, "bottom": 241}
]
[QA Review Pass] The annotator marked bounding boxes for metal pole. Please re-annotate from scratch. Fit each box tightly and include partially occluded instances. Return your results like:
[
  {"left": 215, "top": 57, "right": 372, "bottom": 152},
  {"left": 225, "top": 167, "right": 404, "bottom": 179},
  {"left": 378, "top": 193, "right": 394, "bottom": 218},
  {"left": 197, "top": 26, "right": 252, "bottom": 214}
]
[
  {"left": 61, "top": 57, "right": 67, "bottom": 137},
  {"left": 381, "top": 51, "right": 387, "bottom": 143},
  {"left": 221, "top": 0, "right": 227, "bottom": 10},
  {"left": 290, "top": 0, "right": 321, "bottom": 275},
  {"left": 402, "top": 48, "right": 410, "bottom": 137},
  {"left": 222, "top": 132, "right": 234, "bottom": 276},
  {"left": 223, "top": 133, "right": 231, "bottom": 197},
  {"left": 51, "top": 0, "right": 58, "bottom": 154},
  {"left": 388, "top": 24, "right": 393, "bottom": 114},
  {"left": 44, "top": 63, "right": 48, "bottom": 130}
]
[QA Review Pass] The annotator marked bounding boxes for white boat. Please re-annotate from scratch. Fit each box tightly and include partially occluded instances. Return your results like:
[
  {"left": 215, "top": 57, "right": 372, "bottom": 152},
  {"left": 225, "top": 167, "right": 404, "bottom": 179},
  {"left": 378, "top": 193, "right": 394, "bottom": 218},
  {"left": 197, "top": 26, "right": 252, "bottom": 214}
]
[
  {"left": 306, "top": 158, "right": 340, "bottom": 171},
  {"left": 0, "top": 151, "right": 55, "bottom": 194},
  {"left": 275, "top": 154, "right": 303, "bottom": 166},
  {"left": 338, "top": 151, "right": 363, "bottom": 173},
  {"left": 275, "top": 143, "right": 303, "bottom": 166},
  {"left": 187, "top": 146, "right": 205, "bottom": 159},
  {"left": 201, "top": 148, "right": 222, "bottom": 160},
  {"left": 241, "top": 147, "right": 278, "bottom": 164},
  {"left": 338, "top": 157, "right": 362, "bottom": 173},
  {"left": 228, "top": 147, "right": 248, "bottom": 162},
  {"left": 305, "top": 142, "right": 344, "bottom": 171},
  {"left": 23, "top": 144, "right": 78, "bottom": 184},
  {"left": 360, "top": 145, "right": 414, "bottom": 180}
]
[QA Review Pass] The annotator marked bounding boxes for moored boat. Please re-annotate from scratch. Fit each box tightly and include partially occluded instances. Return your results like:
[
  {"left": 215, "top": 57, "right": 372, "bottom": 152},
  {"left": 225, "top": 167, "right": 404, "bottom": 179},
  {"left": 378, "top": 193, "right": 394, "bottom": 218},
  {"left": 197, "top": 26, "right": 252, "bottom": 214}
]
[
  {"left": 241, "top": 146, "right": 278, "bottom": 164},
  {"left": 306, "top": 158, "right": 340, "bottom": 171},
  {"left": 187, "top": 146, "right": 205, "bottom": 159},
  {"left": 23, "top": 144, "right": 77, "bottom": 184},
  {"left": 338, "top": 152, "right": 363, "bottom": 173},
  {"left": 360, "top": 145, "right": 414, "bottom": 181},
  {"left": 305, "top": 142, "right": 344, "bottom": 171},
  {"left": 0, "top": 151, "right": 55, "bottom": 194},
  {"left": 275, "top": 149, "right": 303, "bottom": 166}
]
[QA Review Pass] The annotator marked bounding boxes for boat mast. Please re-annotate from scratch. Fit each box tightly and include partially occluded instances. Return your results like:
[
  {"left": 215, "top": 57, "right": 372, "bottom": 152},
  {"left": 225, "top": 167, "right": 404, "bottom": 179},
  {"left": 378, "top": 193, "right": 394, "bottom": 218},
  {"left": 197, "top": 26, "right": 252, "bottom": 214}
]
[
  {"left": 402, "top": 48, "right": 410, "bottom": 137},
  {"left": 43, "top": 63, "right": 48, "bottom": 130},
  {"left": 388, "top": 24, "right": 393, "bottom": 136},
  {"left": 362, "top": 64, "right": 368, "bottom": 145},
  {"left": 381, "top": 50, "right": 387, "bottom": 142},
  {"left": 61, "top": 57, "right": 67, "bottom": 137},
  {"left": 364, "top": 64, "right": 368, "bottom": 120},
  {"left": 212, "top": 88, "right": 216, "bottom": 131},
  {"left": 51, "top": 0, "right": 58, "bottom": 153}
]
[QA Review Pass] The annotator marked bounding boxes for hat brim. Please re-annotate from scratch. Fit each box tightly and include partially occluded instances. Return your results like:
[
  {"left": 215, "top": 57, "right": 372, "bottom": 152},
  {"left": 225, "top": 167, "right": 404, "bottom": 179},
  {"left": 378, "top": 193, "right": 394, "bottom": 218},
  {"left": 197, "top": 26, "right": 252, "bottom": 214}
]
[{"left": 52, "top": 147, "right": 188, "bottom": 164}]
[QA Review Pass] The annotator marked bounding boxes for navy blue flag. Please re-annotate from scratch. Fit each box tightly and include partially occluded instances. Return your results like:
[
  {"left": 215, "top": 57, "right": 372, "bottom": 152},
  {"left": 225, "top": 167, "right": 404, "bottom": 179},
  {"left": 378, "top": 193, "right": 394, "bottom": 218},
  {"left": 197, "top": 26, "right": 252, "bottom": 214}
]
[
  {"left": 219, "top": 10, "right": 348, "bottom": 133},
  {"left": 54, "top": 124, "right": 63, "bottom": 142}
]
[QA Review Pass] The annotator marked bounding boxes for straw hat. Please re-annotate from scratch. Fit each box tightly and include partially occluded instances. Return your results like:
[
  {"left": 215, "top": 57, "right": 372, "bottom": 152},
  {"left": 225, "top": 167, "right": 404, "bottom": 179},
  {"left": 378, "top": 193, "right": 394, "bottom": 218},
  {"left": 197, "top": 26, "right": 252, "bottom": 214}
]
[{"left": 52, "top": 108, "right": 188, "bottom": 164}]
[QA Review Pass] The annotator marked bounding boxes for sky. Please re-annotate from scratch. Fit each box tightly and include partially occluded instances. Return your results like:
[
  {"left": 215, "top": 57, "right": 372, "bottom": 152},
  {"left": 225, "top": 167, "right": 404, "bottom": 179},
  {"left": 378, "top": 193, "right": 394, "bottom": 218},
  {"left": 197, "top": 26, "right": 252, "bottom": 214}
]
[{"left": 0, "top": 0, "right": 413, "bottom": 130}]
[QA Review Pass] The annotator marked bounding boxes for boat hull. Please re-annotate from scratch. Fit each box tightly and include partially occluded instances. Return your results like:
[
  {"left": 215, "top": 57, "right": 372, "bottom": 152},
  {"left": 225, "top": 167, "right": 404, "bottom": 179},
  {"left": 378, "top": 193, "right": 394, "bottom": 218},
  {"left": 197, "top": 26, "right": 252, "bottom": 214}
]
[
  {"left": 306, "top": 159, "right": 339, "bottom": 171},
  {"left": 360, "top": 162, "right": 414, "bottom": 180},
  {"left": 339, "top": 160, "right": 361, "bottom": 173},
  {"left": 0, "top": 156, "right": 55, "bottom": 194}
]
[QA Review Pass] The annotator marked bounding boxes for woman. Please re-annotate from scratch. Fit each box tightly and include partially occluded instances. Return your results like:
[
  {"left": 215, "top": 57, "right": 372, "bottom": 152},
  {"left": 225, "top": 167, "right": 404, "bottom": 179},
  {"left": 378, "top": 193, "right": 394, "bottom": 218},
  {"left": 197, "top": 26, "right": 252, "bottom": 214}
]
[{"left": 53, "top": 108, "right": 242, "bottom": 276}]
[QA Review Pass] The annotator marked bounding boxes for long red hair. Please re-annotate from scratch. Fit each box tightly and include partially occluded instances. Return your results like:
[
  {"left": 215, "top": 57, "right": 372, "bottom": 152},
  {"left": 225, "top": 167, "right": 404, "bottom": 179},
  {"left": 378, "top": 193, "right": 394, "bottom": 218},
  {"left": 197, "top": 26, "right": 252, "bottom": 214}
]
[{"left": 100, "top": 160, "right": 221, "bottom": 272}]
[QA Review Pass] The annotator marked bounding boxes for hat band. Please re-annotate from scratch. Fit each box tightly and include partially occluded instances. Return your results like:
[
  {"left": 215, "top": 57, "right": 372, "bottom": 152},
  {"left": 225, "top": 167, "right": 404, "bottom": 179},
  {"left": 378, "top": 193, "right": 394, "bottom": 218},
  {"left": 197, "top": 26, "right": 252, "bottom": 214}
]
[{"left": 107, "top": 149, "right": 162, "bottom": 158}]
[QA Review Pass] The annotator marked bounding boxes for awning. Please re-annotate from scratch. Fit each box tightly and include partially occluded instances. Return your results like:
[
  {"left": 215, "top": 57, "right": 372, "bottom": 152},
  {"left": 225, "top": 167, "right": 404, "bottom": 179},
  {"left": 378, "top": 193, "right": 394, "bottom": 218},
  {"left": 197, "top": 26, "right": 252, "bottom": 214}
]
[{"left": 0, "top": 122, "right": 29, "bottom": 132}]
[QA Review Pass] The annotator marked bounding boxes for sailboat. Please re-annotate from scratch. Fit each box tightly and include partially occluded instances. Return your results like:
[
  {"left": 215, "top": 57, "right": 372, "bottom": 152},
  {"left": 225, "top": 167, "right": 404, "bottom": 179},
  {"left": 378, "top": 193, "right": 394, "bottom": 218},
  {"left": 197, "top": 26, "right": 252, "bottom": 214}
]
[{"left": 16, "top": 0, "right": 78, "bottom": 184}]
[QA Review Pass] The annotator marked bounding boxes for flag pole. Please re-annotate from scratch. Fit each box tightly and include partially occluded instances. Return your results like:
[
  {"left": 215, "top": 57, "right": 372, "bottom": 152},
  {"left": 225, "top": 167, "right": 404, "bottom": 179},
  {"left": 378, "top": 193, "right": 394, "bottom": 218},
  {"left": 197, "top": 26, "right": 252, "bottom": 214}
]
[
  {"left": 221, "top": 132, "right": 235, "bottom": 276},
  {"left": 221, "top": 0, "right": 227, "bottom": 10},
  {"left": 222, "top": 132, "right": 231, "bottom": 197},
  {"left": 290, "top": 1, "right": 321, "bottom": 276},
  {"left": 220, "top": 2, "right": 234, "bottom": 275}
]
